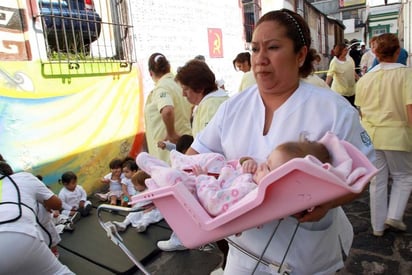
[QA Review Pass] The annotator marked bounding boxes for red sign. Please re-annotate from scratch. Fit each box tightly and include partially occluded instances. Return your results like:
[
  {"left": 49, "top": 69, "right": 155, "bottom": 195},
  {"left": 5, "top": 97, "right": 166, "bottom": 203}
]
[{"left": 208, "top": 28, "right": 223, "bottom": 58}]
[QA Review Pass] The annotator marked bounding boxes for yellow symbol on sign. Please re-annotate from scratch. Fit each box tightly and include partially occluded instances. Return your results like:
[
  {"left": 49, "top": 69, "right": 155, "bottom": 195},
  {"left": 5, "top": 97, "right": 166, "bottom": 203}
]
[{"left": 213, "top": 33, "right": 221, "bottom": 55}]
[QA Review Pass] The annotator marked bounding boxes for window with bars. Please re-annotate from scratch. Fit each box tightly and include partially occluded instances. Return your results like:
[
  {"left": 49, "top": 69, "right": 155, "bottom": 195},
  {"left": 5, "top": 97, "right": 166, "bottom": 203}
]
[
  {"left": 36, "top": 0, "right": 136, "bottom": 68},
  {"left": 242, "top": 0, "right": 259, "bottom": 43}
]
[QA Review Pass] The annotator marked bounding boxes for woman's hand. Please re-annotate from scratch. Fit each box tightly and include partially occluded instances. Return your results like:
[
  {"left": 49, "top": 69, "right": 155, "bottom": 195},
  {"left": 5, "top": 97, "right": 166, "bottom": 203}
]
[{"left": 295, "top": 203, "right": 331, "bottom": 223}]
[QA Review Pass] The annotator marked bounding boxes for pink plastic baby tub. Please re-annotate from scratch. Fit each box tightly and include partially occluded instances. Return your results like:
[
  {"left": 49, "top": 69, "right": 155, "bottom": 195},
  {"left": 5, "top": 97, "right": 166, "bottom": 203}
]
[{"left": 131, "top": 132, "right": 377, "bottom": 248}]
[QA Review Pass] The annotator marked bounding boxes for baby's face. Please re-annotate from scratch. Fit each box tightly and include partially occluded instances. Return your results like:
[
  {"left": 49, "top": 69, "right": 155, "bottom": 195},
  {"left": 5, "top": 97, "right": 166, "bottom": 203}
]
[
  {"left": 253, "top": 149, "right": 291, "bottom": 183},
  {"left": 122, "top": 167, "right": 135, "bottom": 179}
]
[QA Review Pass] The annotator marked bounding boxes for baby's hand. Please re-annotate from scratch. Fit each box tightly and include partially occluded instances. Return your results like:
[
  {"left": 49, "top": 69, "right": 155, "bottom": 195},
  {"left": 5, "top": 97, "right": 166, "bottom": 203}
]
[
  {"left": 242, "top": 159, "right": 258, "bottom": 174},
  {"left": 157, "top": 141, "right": 166, "bottom": 150},
  {"left": 101, "top": 178, "right": 110, "bottom": 184},
  {"left": 191, "top": 164, "right": 208, "bottom": 176}
]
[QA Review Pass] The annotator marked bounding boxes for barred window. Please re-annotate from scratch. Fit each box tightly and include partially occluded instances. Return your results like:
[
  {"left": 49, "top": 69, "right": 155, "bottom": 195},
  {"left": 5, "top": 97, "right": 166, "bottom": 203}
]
[
  {"left": 35, "top": 0, "right": 136, "bottom": 75},
  {"left": 242, "top": 0, "right": 260, "bottom": 43}
]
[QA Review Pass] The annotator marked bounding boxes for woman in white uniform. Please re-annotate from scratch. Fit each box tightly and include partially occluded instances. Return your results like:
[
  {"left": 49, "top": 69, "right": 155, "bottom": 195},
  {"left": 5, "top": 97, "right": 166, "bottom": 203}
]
[
  {"left": 0, "top": 161, "right": 74, "bottom": 274},
  {"left": 186, "top": 9, "right": 375, "bottom": 275}
]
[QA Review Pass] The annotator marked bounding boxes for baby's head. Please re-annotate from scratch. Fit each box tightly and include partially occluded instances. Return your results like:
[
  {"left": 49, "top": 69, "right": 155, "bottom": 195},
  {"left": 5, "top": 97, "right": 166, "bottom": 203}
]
[
  {"left": 254, "top": 141, "right": 330, "bottom": 183},
  {"left": 59, "top": 171, "right": 78, "bottom": 191},
  {"left": 109, "top": 158, "right": 123, "bottom": 177},
  {"left": 131, "top": 170, "right": 151, "bottom": 192},
  {"left": 122, "top": 159, "right": 138, "bottom": 179},
  {"left": 272, "top": 140, "right": 330, "bottom": 167}
]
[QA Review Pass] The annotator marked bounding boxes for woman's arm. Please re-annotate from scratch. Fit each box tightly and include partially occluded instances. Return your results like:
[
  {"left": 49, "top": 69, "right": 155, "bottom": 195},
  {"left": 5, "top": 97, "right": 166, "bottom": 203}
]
[
  {"left": 325, "top": 75, "right": 333, "bottom": 86},
  {"left": 43, "top": 195, "right": 62, "bottom": 212},
  {"left": 160, "top": 105, "right": 180, "bottom": 144},
  {"left": 407, "top": 104, "right": 412, "bottom": 126}
]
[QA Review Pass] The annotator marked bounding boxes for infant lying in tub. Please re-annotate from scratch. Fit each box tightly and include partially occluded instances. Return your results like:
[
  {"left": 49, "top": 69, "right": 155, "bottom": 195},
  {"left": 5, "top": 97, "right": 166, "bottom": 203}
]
[{"left": 137, "top": 132, "right": 367, "bottom": 216}]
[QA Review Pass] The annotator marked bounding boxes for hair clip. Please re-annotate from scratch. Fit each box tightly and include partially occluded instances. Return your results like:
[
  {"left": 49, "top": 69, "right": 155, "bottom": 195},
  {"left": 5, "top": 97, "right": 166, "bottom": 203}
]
[
  {"left": 283, "top": 12, "right": 306, "bottom": 46},
  {"left": 154, "top": 54, "right": 164, "bottom": 63}
]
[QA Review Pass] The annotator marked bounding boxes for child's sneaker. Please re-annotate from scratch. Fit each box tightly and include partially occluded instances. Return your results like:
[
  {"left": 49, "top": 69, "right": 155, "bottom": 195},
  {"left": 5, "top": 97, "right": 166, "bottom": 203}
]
[
  {"left": 95, "top": 192, "right": 108, "bottom": 201},
  {"left": 113, "top": 221, "right": 127, "bottom": 232},
  {"left": 135, "top": 224, "right": 147, "bottom": 233},
  {"left": 70, "top": 212, "right": 80, "bottom": 224},
  {"left": 64, "top": 222, "right": 75, "bottom": 231},
  {"left": 79, "top": 204, "right": 92, "bottom": 217}
]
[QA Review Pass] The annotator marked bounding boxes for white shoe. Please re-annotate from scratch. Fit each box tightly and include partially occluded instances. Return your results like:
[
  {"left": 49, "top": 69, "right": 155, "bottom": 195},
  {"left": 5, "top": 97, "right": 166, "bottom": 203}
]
[
  {"left": 157, "top": 239, "right": 187, "bottom": 251},
  {"left": 135, "top": 224, "right": 147, "bottom": 233},
  {"left": 95, "top": 192, "right": 108, "bottom": 201},
  {"left": 373, "top": 230, "right": 384, "bottom": 237},
  {"left": 55, "top": 224, "right": 65, "bottom": 234},
  {"left": 113, "top": 221, "right": 127, "bottom": 232},
  {"left": 64, "top": 222, "right": 75, "bottom": 231},
  {"left": 385, "top": 218, "right": 407, "bottom": 231}
]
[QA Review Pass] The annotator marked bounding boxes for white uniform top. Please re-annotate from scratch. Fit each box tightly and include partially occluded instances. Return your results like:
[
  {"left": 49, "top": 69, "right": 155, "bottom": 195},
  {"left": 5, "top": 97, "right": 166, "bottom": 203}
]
[
  {"left": 192, "top": 81, "right": 375, "bottom": 274},
  {"left": 121, "top": 177, "right": 137, "bottom": 196},
  {"left": 0, "top": 172, "right": 55, "bottom": 240},
  {"left": 58, "top": 185, "right": 88, "bottom": 211}
]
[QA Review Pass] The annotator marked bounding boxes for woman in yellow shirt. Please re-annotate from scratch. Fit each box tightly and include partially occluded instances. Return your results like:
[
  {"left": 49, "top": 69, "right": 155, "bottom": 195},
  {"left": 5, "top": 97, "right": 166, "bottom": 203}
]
[
  {"left": 144, "top": 53, "right": 192, "bottom": 163},
  {"left": 326, "top": 43, "right": 359, "bottom": 107},
  {"left": 355, "top": 33, "right": 412, "bottom": 237},
  {"left": 175, "top": 59, "right": 229, "bottom": 137}
]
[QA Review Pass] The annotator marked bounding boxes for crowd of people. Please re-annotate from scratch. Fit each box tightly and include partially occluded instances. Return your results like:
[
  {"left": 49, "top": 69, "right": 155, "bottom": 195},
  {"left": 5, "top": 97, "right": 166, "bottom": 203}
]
[
  {"left": 0, "top": 6, "right": 410, "bottom": 275},
  {"left": 137, "top": 8, "right": 410, "bottom": 275}
]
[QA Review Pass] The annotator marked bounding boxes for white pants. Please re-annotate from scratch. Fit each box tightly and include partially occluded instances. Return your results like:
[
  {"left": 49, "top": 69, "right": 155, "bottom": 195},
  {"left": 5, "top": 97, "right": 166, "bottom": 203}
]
[
  {"left": 61, "top": 200, "right": 92, "bottom": 217},
  {"left": 0, "top": 232, "right": 74, "bottom": 275},
  {"left": 126, "top": 208, "right": 163, "bottom": 227},
  {"left": 370, "top": 150, "right": 412, "bottom": 231}
]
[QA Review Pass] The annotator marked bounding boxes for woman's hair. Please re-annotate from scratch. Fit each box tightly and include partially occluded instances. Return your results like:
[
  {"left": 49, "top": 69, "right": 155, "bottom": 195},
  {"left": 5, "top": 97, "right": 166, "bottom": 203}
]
[
  {"left": 175, "top": 59, "right": 217, "bottom": 95},
  {"left": 255, "top": 9, "right": 314, "bottom": 78},
  {"left": 148, "top": 53, "right": 171, "bottom": 77},
  {"left": 369, "top": 36, "right": 378, "bottom": 46},
  {"left": 375, "top": 33, "right": 400, "bottom": 62},
  {"left": 131, "top": 170, "right": 151, "bottom": 188},
  {"left": 0, "top": 161, "right": 13, "bottom": 176},
  {"left": 232, "top": 52, "right": 251, "bottom": 70},
  {"left": 122, "top": 159, "right": 138, "bottom": 171},
  {"left": 109, "top": 158, "right": 123, "bottom": 169},
  {"left": 276, "top": 141, "right": 331, "bottom": 164},
  {"left": 333, "top": 43, "right": 347, "bottom": 58},
  {"left": 59, "top": 171, "right": 77, "bottom": 185}
]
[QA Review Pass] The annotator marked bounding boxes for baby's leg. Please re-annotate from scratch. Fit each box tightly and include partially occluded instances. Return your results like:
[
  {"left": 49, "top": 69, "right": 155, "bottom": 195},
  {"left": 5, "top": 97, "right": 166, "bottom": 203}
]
[
  {"left": 136, "top": 152, "right": 169, "bottom": 174},
  {"left": 109, "top": 195, "right": 117, "bottom": 205}
]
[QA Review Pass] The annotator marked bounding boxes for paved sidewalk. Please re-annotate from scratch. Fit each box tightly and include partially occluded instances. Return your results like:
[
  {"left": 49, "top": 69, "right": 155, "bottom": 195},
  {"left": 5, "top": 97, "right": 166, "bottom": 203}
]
[
  {"left": 338, "top": 190, "right": 412, "bottom": 275},
  {"left": 139, "top": 191, "right": 412, "bottom": 275}
]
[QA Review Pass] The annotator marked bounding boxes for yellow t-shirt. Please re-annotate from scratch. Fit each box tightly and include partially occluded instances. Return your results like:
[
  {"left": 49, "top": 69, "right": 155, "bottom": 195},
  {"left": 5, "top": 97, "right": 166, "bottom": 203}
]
[
  {"left": 192, "top": 89, "right": 228, "bottom": 137},
  {"left": 238, "top": 71, "right": 256, "bottom": 92},
  {"left": 144, "top": 72, "right": 192, "bottom": 162},
  {"left": 327, "top": 57, "right": 356, "bottom": 96},
  {"left": 355, "top": 63, "right": 412, "bottom": 152}
]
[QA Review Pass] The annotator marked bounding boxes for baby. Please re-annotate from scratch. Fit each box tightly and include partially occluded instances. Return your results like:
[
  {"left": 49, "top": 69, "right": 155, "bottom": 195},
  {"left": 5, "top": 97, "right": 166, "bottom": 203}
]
[
  {"left": 137, "top": 140, "right": 330, "bottom": 216},
  {"left": 112, "top": 170, "right": 163, "bottom": 232}
]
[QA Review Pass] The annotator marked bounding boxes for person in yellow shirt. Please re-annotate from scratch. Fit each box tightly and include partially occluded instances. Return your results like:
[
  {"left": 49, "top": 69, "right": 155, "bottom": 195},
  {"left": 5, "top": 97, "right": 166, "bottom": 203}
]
[
  {"left": 233, "top": 52, "right": 256, "bottom": 92},
  {"left": 175, "top": 59, "right": 229, "bottom": 137},
  {"left": 355, "top": 33, "right": 412, "bottom": 237},
  {"left": 144, "top": 53, "right": 192, "bottom": 163},
  {"left": 326, "top": 43, "right": 359, "bottom": 107}
]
